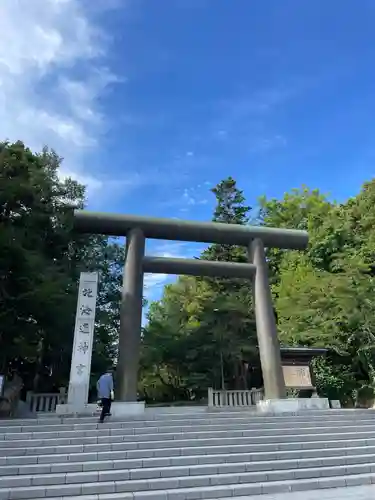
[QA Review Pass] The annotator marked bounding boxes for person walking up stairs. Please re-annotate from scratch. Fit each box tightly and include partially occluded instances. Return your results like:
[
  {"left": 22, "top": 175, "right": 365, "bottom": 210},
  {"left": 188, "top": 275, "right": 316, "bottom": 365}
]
[{"left": 96, "top": 368, "right": 114, "bottom": 423}]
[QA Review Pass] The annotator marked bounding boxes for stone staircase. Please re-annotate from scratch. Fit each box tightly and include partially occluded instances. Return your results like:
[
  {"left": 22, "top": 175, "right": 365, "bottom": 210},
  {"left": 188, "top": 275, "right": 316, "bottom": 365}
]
[{"left": 1, "top": 409, "right": 375, "bottom": 499}]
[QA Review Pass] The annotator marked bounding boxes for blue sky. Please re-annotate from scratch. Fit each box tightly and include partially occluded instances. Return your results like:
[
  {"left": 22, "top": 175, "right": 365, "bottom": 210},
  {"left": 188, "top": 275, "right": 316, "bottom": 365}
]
[{"left": 2, "top": 0, "right": 375, "bottom": 301}]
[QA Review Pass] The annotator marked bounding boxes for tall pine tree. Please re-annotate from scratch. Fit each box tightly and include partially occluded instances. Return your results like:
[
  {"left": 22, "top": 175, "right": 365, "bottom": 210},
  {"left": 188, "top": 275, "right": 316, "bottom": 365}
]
[
  {"left": 202, "top": 177, "right": 250, "bottom": 263},
  {"left": 212, "top": 177, "right": 250, "bottom": 224}
]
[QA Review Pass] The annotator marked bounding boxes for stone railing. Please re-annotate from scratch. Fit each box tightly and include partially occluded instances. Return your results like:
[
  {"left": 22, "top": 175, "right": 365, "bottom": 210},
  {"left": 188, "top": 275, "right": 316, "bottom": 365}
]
[
  {"left": 26, "top": 391, "right": 67, "bottom": 413},
  {"left": 208, "top": 387, "right": 264, "bottom": 408}
]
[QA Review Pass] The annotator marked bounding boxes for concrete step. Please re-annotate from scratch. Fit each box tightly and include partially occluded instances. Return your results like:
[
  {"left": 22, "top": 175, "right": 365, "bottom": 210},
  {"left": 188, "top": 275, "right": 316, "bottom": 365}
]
[
  {"left": 0, "top": 461, "right": 375, "bottom": 499},
  {"left": 2, "top": 415, "right": 375, "bottom": 438},
  {"left": 2, "top": 428, "right": 375, "bottom": 457},
  {"left": 0, "top": 408, "right": 372, "bottom": 428},
  {"left": 3, "top": 433, "right": 375, "bottom": 461},
  {"left": 23, "top": 474, "right": 375, "bottom": 500},
  {"left": 3, "top": 435, "right": 375, "bottom": 466},
  {"left": 2, "top": 451, "right": 375, "bottom": 488},
  {"left": 2, "top": 444, "right": 375, "bottom": 475},
  {"left": 2, "top": 422, "right": 375, "bottom": 448}
]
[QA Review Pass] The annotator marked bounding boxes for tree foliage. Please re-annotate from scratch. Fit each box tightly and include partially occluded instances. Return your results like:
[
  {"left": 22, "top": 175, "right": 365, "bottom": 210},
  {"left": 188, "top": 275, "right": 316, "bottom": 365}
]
[
  {"left": 0, "top": 141, "right": 121, "bottom": 393},
  {"left": 261, "top": 183, "right": 375, "bottom": 403}
]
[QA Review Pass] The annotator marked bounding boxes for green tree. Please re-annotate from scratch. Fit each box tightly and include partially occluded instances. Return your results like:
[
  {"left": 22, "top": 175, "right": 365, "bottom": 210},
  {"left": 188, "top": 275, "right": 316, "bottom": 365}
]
[
  {"left": 258, "top": 187, "right": 333, "bottom": 281},
  {"left": 0, "top": 141, "right": 120, "bottom": 393},
  {"left": 140, "top": 276, "right": 214, "bottom": 402},
  {"left": 203, "top": 176, "right": 250, "bottom": 263},
  {"left": 260, "top": 184, "right": 375, "bottom": 404},
  {"left": 202, "top": 176, "right": 257, "bottom": 389},
  {"left": 0, "top": 141, "right": 84, "bottom": 381}
]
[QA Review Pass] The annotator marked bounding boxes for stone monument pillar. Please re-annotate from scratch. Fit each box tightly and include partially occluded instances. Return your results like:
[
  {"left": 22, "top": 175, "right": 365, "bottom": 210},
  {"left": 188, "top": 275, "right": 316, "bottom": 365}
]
[
  {"left": 56, "top": 268, "right": 146, "bottom": 416},
  {"left": 67, "top": 272, "right": 99, "bottom": 409}
]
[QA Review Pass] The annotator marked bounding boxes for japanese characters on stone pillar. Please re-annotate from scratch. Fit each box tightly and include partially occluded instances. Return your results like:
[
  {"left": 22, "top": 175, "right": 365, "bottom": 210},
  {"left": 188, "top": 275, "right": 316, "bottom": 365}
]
[{"left": 67, "top": 272, "right": 99, "bottom": 408}]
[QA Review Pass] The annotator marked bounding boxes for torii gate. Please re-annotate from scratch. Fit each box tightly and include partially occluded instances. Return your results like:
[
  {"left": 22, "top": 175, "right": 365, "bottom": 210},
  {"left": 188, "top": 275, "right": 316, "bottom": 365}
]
[{"left": 73, "top": 210, "right": 308, "bottom": 402}]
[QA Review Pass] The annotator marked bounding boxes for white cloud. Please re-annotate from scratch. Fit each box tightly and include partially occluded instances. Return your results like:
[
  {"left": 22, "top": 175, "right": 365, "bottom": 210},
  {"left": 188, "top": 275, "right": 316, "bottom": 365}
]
[
  {"left": 208, "top": 86, "right": 296, "bottom": 154},
  {"left": 0, "top": 0, "right": 117, "bottom": 197},
  {"left": 143, "top": 273, "right": 169, "bottom": 293},
  {"left": 248, "top": 134, "right": 287, "bottom": 154},
  {"left": 183, "top": 189, "right": 197, "bottom": 206},
  {"left": 181, "top": 187, "right": 208, "bottom": 208}
]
